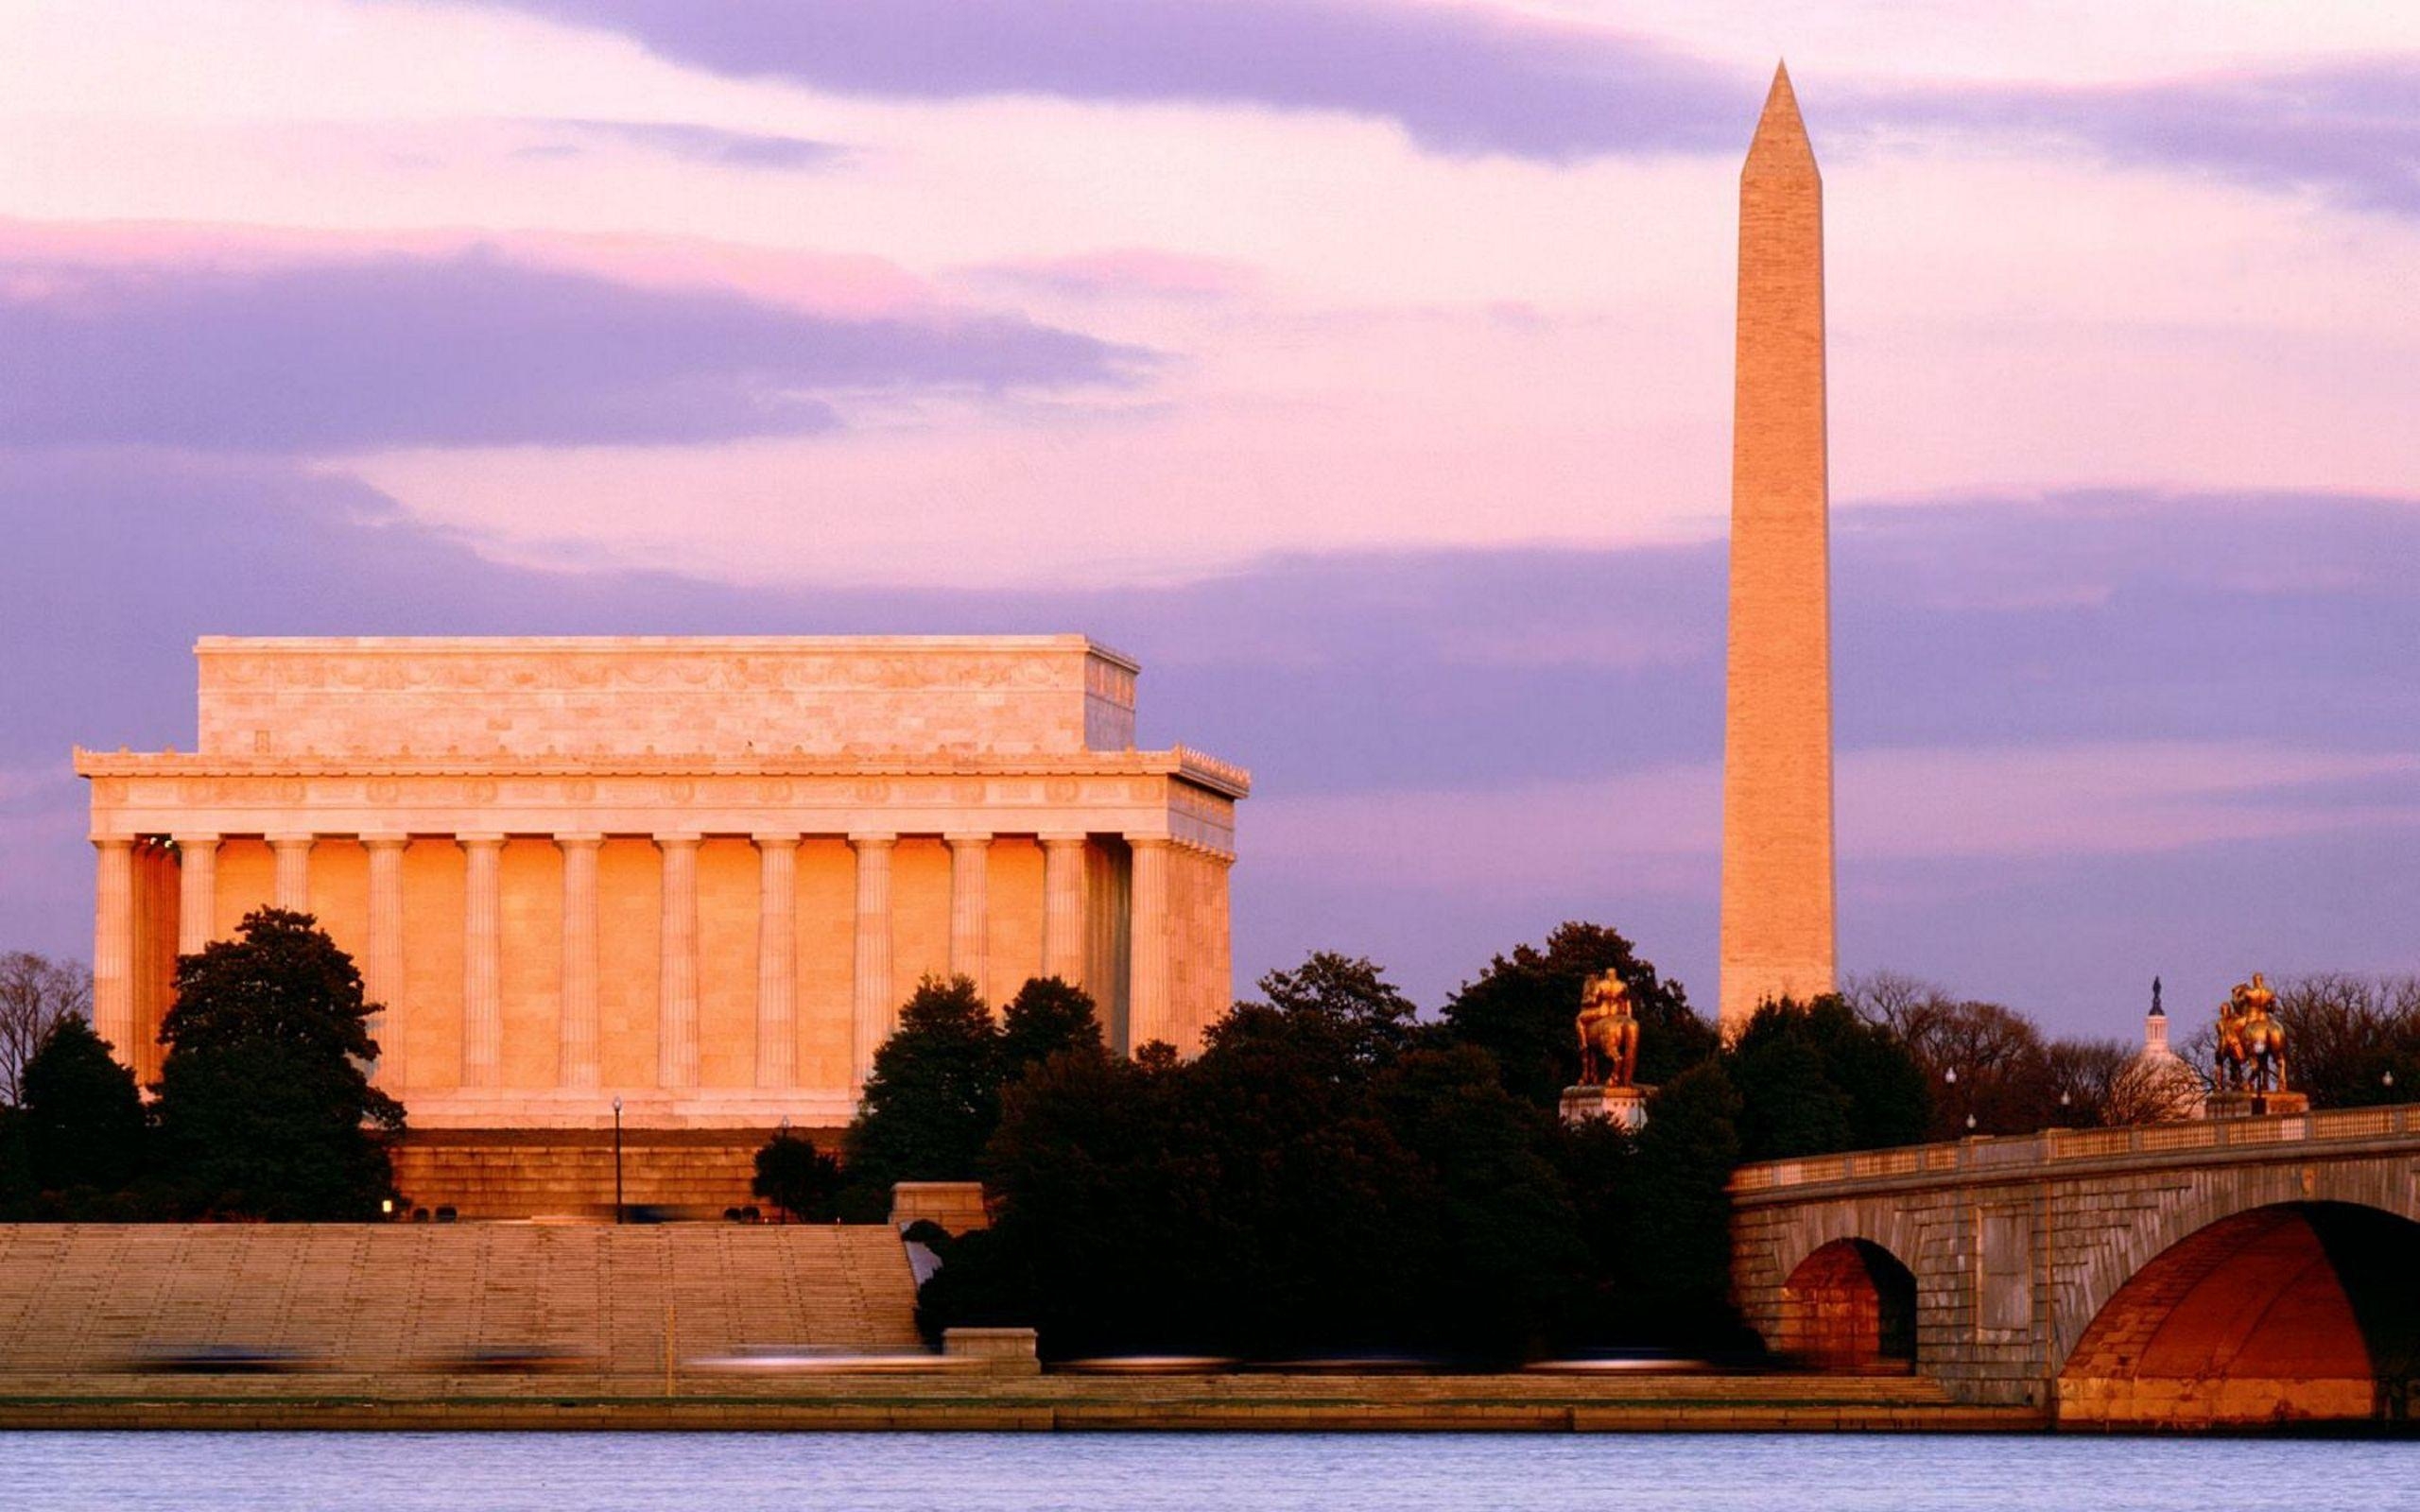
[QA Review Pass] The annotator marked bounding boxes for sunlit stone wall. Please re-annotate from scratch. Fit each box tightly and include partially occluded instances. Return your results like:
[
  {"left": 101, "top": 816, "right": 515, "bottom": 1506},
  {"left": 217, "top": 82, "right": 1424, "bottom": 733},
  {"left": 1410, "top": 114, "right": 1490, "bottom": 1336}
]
[{"left": 79, "top": 636, "right": 1245, "bottom": 1129}]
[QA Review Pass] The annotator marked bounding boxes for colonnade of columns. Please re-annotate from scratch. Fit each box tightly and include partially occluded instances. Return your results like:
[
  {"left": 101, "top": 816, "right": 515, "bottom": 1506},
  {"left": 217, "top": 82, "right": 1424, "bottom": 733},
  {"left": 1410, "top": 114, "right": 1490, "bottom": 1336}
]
[{"left": 94, "top": 829, "right": 1161, "bottom": 1099}]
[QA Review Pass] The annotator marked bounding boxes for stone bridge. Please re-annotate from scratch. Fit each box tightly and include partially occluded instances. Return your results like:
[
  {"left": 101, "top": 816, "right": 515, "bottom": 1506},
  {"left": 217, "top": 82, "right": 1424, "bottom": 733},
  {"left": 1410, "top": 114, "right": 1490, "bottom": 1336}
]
[{"left": 1731, "top": 1104, "right": 2420, "bottom": 1428}]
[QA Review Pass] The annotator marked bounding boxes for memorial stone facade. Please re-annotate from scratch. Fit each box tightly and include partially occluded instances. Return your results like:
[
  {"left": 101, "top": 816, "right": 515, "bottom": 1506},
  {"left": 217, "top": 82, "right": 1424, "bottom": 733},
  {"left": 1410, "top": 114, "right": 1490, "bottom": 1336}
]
[{"left": 78, "top": 636, "right": 1246, "bottom": 1135}]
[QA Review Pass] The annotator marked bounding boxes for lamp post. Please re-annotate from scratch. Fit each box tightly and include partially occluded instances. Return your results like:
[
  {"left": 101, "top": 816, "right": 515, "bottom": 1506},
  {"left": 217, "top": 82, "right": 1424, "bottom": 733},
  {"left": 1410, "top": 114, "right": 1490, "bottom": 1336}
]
[
  {"left": 776, "top": 1114, "right": 791, "bottom": 1225},
  {"left": 612, "top": 1095, "right": 625, "bottom": 1226}
]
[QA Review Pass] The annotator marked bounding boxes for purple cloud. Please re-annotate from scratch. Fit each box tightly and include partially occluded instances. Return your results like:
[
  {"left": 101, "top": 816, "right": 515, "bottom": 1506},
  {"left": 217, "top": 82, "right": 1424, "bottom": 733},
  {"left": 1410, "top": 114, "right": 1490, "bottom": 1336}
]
[
  {"left": 477, "top": 0, "right": 1748, "bottom": 161},
  {"left": 476, "top": 5, "right": 2420, "bottom": 211},
  {"left": 1845, "top": 60, "right": 2420, "bottom": 216},
  {"left": 535, "top": 118, "right": 847, "bottom": 169},
  {"left": 6, "top": 452, "right": 2418, "bottom": 1029},
  {"left": 968, "top": 249, "right": 1253, "bottom": 301},
  {"left": 0, "top": 249, "right": 1137, "bottom": 451}
]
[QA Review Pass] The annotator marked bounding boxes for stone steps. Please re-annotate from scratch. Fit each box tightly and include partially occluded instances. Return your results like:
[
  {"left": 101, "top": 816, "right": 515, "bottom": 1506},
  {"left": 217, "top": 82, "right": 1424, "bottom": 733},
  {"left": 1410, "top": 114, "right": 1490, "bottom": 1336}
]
[
  {"left": 0, "top": 1224, "right": 922, "bottom": 1378},
  {"left": 389, "top": 1134, "right": 773, "bottom": 1218}
]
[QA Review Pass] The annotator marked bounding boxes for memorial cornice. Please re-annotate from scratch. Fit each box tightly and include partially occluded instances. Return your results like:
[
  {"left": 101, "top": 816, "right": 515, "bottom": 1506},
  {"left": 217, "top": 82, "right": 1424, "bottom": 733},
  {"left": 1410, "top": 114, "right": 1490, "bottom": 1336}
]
[
  {"left": 73, "top": 746, "right": 1246, "bottom": 796},
  {"left": 192, "top": 633, "right": 1143, "bottom": 684},
  {"left": 76, "top": 747, "right": 1240, "bottom": 856}
]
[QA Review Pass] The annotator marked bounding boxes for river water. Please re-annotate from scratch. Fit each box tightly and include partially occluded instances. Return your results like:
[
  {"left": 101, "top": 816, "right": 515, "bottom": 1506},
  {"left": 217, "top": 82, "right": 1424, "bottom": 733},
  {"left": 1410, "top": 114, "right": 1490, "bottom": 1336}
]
[{"left": 0, "top": 1433, "right": 2411, "bottom": 1512}]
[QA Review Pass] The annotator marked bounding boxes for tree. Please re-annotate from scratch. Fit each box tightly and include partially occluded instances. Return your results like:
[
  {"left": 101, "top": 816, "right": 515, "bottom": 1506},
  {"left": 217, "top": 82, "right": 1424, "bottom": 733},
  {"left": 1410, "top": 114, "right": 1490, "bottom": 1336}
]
[
  {"left": 1728, "top": 996, "right": 1928, "bottom": 1160},
  {"left": 0, "top": 952, "right": 91, "bottom": 1107},
  {"left": 942, "top": 956, "right": 1605, "bottom": 1362},
  {"left": 1370, "top": 1044, "right": 1588, "bottom": 1358},
  {"left": 838, "top": 974, "right": 1000, "bottom": 1219},
  {"left": 2038, "top": 1036, "right": 2199, "bottom": 1128},
  {"left": 1727, "top": 1023, "right": 1851, "bottom": 1159},
  {"left": 2091, "top": 1040, "right": 2206, "bottom": 1126},
  {"left": 752, "top": 1129, "right": 844, "bottom": 1221},
  {"left": 18, "top": 1017, "right": 145, "bottom": 1193},
  {"left": 1627, "top": 1060, "right": 1750, "bottom": 1348},
  {"left": 2041, "top": 1037, "right": 2134, "bottom": 1126},
  {"left": 1847, "top": 974, "right": 2051, "bottom": 1139},
  {"left": 151, "top": 908, "right": 402, "bottom": 1220},
  {"left": 1443, "top": 922, "right": 1714, "bottom": 1108},
  {"left": 998, "top": 977, "right": 1103, "bottom": 1077},
  {"left": 945, "top": 1046, "right": 1184, "bottom": 1354},
  {"left": 1251, "top": 953, "right": 1420, "bottom": 1070},
  {"left": 2267, "top": 974, "right": 2420, "bottom": 1108},
  {"left": 1174, "top": 990, "right": 1433, "bottom": 1355}
]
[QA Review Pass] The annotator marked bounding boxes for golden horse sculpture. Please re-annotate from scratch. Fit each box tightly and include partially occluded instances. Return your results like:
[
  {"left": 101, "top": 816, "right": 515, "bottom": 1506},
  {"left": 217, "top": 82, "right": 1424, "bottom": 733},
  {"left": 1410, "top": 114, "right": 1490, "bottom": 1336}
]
[
  {"left": 2216, "top": 972, "right": 2290, "bottom": 1094},
  {"left": 1575, "top": 969, "right": 1640, "bottom": 1089}
]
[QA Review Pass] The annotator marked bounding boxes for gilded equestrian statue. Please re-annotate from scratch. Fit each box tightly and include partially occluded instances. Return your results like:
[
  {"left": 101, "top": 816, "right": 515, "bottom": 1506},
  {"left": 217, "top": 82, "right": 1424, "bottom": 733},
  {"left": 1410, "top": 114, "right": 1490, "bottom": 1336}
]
[
  {"left": 1575, "top": 968, "right": 1640, "bottom": 1089},
  {"left": 2216, "top": 972, "right": 2290, "bottom": 1094}
]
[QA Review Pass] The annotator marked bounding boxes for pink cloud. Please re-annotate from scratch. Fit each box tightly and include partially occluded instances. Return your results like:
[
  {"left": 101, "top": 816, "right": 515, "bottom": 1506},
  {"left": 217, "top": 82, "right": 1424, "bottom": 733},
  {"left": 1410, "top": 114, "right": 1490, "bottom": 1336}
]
[
  {"left": 967, "top": 247, "right": 1254, "bottom": 301},
  {"left": 0, "top": 218, "right": 936, "bottom": 320},
  {"left": 1248, "top": 743, "right": 2420, "bottom": 894}
]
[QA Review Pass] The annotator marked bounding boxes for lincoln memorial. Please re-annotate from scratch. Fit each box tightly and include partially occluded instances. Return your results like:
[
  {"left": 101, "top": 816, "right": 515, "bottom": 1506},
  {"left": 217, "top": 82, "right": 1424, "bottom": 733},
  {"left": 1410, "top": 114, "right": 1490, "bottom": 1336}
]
[{"left": 75, "top": 636, "right": 1244, "bottom": 1205}]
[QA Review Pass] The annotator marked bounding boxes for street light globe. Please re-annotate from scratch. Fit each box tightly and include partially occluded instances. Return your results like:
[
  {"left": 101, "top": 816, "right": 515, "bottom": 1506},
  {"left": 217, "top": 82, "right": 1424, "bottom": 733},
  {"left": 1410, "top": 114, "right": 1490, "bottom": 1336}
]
[{"left": 1945, "top": 1068, "right": 1958, "bottom": 1085}]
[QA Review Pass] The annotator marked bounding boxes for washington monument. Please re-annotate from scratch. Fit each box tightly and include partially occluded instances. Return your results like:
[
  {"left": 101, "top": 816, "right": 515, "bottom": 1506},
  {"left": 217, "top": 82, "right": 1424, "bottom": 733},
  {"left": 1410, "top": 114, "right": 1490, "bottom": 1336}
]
[{"left": 1719, "top": 64, "right": 1837, "bottom": 1039}]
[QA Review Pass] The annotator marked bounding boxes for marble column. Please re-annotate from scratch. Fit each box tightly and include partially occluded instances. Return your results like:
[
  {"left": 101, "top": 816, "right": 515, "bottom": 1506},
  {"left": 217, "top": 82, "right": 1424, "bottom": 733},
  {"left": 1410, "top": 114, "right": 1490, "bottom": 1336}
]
[
  {"left": 946, "top": 833, "right": 991, "bottom": 1003},
  {"left": 460, "top": 834, "right": 504, "bottom": 1089},
  {"left": 133, "top": 841, "right": 160, "bottom": 1060},
  {"left": 1126, "top": 836, "right": 1172, "bottom": 1052},
  {"left": 657, "top": 833, "right": 701, "bottom": 1090},
  {"left": 92, "top": 837, "right": 134, "bottom": 1059},
  {"left": 754, "top": 834, "right": 798, "bottom": 1089},
  {"left": 849, "top": 833, "right": 896, "bottom": 1090},
  {"left": 174, "top": 833, "right": 219, "bottom": 955},
  {"left": 1040, "top": 833, "right": 1087, "bottom": 987},
  {"left": 268, "top": 833, "right": 313, "bottom": 913},
  {"left": 362, "top": 835, "right": 407, "bottom": 1088},
  {"left": 557, "top": 834, "right": 603, "bottom": 1090}
]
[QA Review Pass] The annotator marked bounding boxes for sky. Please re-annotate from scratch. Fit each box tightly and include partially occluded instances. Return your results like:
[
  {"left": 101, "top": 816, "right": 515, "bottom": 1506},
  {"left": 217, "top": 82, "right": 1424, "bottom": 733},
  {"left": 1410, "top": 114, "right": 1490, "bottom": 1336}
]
[{"left": 3, "top": 0, "right": 2416, "bottom": 1038}]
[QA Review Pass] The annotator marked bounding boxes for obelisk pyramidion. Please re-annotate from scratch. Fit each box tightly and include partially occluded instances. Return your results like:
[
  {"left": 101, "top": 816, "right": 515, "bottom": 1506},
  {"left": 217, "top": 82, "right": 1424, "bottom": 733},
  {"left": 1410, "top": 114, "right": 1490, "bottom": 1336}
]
[{"left": 1719, "top": 62, "right": 1836, "bottom": 1040}]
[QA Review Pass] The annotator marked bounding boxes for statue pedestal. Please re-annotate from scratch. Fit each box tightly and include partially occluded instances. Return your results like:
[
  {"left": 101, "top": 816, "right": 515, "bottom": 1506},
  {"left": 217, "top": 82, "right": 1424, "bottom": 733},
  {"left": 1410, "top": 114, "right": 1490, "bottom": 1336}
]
[
  {"left": 2206, "top": 1090, "right": 2309, "bottom": 1120},
  {"left": 1560, "top": 1084, "right": 1651, "bottom": 1131}
]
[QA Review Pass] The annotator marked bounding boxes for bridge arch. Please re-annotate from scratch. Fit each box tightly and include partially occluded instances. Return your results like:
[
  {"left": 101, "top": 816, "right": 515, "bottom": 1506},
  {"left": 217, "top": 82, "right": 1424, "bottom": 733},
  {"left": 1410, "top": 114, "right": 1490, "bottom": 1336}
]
[
  {"left": 2057, "top": 1198, "right": 2420, "bottom": 1427},
  {"left": 1776, "top": 1238, "right": 1916, "bottom": 1370},
  {"left": 1746, "top": 1204, "right": 1929, "bottom": 1367},
  {"left": 2053, "top": 1161, "right": 2420, "bottom": 1376}
]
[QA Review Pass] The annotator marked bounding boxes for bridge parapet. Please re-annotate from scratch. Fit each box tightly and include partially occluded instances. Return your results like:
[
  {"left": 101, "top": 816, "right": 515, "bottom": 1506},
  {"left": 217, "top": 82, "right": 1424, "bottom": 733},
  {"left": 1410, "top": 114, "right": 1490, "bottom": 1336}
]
[
  {"left": 1733, "top": 1102, "right": 2420, "bottom": 1198},
  {"left": 1728, "top": 1102, "right": 2420, "bottom": 1422}
]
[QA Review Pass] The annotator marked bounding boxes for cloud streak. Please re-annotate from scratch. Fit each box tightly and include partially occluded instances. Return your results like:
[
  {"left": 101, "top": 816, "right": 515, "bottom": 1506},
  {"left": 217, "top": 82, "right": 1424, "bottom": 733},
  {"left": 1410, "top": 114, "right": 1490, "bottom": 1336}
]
[
  {"left": 530, "top": 118, "right": 848, "bottom": 170},
  {"left": 6, "top": 455, "right": 2417, "bottom": 1023},
  {"left": 480, "top": 0, "right": 1749, "bottom": 161},
  {"left": 0, "top": 245, "right": 1138, "bottom": 450},
  {"left": 965, "top": 249, "right": 1254, "bottom": 301},
  {"left": 1848, "top": 59, "right": 2420, "bottom": 216},
  {"left": 477, "top": 3, "right": 2420, "bottom": 215}
]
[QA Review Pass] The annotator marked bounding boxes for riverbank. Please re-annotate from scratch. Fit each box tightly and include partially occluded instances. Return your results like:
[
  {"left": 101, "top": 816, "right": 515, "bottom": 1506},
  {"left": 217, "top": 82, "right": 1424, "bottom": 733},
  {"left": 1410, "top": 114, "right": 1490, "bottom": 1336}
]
[{"left": 0, "top": 1372, "right": 2042, "bottom": 1433}]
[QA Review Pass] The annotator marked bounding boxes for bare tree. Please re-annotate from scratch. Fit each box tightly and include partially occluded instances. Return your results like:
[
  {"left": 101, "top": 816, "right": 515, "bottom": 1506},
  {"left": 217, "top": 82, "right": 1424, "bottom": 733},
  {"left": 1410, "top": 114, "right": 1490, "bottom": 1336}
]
[
  {"left": 2044, "top": 1038, "right": 2133, "bottom": 1126},
  {"left": 2266, "top": 973, "right": 2420, "bottom": 1108},
  {"left": 2103, "top": 1052, "right": 2207, "bottom": 1126},
  {"left": 1845, "top": 973, "right": 2056, "bottom": 1138},
  {"left": 1841, "top": 971, "right": 1943, "bottom": 1039},
  {"left": 0, "top": 952, "right": 93, "bottom": 1106}
]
